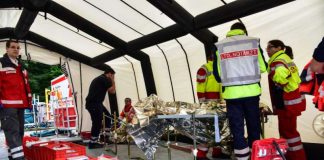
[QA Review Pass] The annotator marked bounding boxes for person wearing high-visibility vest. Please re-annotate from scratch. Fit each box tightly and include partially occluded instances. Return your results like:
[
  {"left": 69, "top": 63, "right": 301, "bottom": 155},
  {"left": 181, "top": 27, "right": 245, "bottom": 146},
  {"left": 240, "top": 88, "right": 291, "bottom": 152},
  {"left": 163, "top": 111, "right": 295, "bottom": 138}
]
[
  {"left": 214, "top": 22, "right": 267, "bottom": 160},
  {"left": 196, "top": 53, "right": 223, "bottom": 159},
  {"left": 197, "top": 53, "right": 221, "bottom": 103},
  {"left": 267, "top": 40, "right": 306, "bottom": 160}
]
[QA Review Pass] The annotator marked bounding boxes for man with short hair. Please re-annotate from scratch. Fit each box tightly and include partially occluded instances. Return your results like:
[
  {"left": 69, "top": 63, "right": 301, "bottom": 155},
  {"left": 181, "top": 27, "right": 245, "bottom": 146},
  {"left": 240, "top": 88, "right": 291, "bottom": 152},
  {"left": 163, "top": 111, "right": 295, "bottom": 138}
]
[
  {"left": 119, "top": 97, "right": 135, "bottom": 123},
  {"left": 86, "top": 67, "right": 116, "bottom": 149},
  {"left": 0, "top": 39, "right": 32, "bottom": 160},
  {"left": 214, "top": 23, "right": 267, "bottom": 160}
]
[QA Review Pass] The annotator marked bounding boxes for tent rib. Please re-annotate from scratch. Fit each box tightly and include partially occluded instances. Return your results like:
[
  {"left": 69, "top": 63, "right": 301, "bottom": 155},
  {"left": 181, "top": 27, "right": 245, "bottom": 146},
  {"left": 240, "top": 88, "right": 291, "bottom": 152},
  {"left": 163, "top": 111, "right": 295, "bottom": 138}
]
[
  {"left": 219, "top": 0, "right": 243, "bottom": 24},
  {"left": 0, "top": 28, "right": 111, "bottom": 71},
  {"left": 120, "top": 0, "right": 164, "bottom": 28},
  {"left": 93, "top": 0, "right": 294, "bottom": 64},
  {"left": 37, "top": 13, "right": 112, "bottom": 49},
  {"left": 123, "top": 56, "right": 140, "bottom": 100},
  {"left": 82, "top": 0, "right": 143, "bottom": 36},
  {"left": 47, "top": 1, "right": 127, "bottom": 50},
  {"left": 156, "top": 45, "right": 176, "bottom": 101},
  {"left": 175, "top": 39, "right": 196, "bottom": 103}
]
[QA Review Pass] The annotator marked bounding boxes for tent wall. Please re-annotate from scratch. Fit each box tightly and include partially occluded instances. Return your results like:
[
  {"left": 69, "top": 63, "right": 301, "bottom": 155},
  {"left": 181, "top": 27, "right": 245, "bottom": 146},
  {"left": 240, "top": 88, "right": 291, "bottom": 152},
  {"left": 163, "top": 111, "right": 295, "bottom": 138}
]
[
  {"left": 141, "top": 35, "right": 205, "bottom": 103},
  {"left": 68, "top": 59, "right": 111, "bottom": 132},
  {"left": 107, "top": 56, "right": 147, "bottom": 107}
]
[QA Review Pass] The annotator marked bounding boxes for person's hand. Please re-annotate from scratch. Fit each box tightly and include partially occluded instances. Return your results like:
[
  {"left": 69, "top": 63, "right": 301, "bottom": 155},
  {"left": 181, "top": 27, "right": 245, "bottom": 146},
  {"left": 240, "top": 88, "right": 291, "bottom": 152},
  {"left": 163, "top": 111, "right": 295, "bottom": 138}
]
[{"left": 107, "top": 73, "right": 115, "bottom": 82}]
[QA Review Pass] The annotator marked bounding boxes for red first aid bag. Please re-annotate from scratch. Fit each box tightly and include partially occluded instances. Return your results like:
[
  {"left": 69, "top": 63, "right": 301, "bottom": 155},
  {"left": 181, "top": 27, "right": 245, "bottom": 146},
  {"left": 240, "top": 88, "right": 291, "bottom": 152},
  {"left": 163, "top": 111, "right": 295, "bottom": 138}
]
[{"left": 251, "top": 138, "right": 288, "bottom": 160}]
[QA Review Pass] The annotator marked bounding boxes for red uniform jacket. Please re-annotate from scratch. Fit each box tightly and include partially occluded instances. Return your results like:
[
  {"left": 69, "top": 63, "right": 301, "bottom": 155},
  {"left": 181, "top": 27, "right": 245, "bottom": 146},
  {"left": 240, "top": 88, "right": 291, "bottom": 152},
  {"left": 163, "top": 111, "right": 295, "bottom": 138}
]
[
  {"left": 0, "top": 54, "right": 32, "bottom": 108},
  {"left": 119, "top": 104, "right": 135, "bottom": 123}
]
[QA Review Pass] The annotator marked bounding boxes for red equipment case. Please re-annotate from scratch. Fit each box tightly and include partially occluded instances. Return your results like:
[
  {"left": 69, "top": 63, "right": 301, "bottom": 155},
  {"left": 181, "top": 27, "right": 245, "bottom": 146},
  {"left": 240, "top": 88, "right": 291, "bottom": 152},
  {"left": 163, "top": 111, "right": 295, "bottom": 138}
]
[{"left": 251, "top": 138, "right": 288, "bottom": 160}]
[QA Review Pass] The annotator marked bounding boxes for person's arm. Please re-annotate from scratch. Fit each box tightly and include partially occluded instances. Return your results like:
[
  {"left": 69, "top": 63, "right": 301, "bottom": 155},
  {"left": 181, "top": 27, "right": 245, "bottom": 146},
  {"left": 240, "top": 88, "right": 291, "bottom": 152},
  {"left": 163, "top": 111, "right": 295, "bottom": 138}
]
[
  {"left": 107, "top": 74, "right": 116, "bottom": 94},
  {"left": 24, "top": 69, "right": 33, "bottom": 108},
  {"left": 310, "top": 58, "right": 324, "bottom": 73},
  {"left": 258, "top": 46, "right": 268, "bottom": 73},
  {"left": 311, "top": 37, "right": 324, "bottom": 72},
  {"left": 213, "top": 50, "right": 221, "bottom": 82},
  {"left": 196, "top": 65, "right": 207, "bottom": 103},
  {"left": 0, "top": 63, "right": 2, "bottom": 108},
  {"left": 270, "top": 64, "right": 290, "bottom": 86}
]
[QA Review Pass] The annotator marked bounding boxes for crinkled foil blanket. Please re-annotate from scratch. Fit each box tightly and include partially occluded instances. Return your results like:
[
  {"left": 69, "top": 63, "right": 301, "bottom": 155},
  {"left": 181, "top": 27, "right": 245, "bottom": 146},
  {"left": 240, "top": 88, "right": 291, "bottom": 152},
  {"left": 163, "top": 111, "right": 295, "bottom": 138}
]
[{"left": 118, "top": 94, "right": 271, "bottom": 160}]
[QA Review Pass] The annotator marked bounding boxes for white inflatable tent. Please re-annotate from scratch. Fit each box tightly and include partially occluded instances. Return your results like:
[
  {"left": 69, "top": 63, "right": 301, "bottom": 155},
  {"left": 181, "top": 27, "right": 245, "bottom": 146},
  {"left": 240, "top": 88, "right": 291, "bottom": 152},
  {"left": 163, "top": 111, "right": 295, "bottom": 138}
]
[{"left": 0, "top": 0, "right": 324, "bottom": 145}]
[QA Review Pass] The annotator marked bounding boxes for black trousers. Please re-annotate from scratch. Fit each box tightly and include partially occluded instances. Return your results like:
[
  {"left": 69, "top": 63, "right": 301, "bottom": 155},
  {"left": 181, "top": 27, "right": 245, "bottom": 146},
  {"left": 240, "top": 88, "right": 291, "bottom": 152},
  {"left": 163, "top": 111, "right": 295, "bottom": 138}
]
[
  {"left": 0, "top": 108, "right": 25, "bottom": 160},
  {"left": 226, "top": 96, "right": 261, "bottom": 158},
  {"left": 86, "top": 104, "right": 111, "bottom": 138}
]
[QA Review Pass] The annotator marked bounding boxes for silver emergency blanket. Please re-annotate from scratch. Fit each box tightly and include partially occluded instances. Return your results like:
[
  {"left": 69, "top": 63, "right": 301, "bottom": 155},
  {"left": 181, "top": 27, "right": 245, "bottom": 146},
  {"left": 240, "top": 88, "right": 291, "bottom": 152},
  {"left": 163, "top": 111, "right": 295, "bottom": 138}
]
[
  {"left": 127, "top": 94, "right": 224, "bottom": 160},
  {"left": 127, "top": 119, "right": 170, "bottom": 160}
]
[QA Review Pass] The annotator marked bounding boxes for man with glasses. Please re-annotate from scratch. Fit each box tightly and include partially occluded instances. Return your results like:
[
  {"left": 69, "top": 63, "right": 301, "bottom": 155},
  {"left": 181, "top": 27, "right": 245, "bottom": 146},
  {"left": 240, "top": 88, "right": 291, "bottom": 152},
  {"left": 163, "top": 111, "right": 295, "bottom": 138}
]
[{"left": 0, "top": 39, "right": 32, "bottom": 160}]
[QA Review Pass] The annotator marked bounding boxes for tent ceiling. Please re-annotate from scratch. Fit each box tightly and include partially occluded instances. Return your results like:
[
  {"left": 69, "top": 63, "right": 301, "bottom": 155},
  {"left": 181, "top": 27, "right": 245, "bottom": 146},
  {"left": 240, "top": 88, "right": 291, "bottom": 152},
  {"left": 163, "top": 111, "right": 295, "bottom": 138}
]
[
  {"left": 53, "top": 0, "right": 175, "bottom": 42},
  {"left": 31, "top": 14, "right": 112, "bottom": 58},
  {"left": 0, "top": 0, "right": 294, "bottom": 66},
  {"left": 0, "top": 0, "right": 297, "bottom": 98},
  {"left": 0, "top": 9, "right": 21, "bottom": 28},
  {"left": 175, "top": 0, "right": 225, "bottom": 16}
]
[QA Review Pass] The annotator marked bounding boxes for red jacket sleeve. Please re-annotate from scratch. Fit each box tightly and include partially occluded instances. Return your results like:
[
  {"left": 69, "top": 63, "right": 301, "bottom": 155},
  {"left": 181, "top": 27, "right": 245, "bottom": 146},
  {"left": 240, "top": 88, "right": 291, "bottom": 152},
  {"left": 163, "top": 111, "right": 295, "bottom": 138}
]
[
  {"left": 0, "top": 65, "right": 2, "bottom": 106},
  {"left": 23, "top": 69, "right": 32, "bottom": 108}
]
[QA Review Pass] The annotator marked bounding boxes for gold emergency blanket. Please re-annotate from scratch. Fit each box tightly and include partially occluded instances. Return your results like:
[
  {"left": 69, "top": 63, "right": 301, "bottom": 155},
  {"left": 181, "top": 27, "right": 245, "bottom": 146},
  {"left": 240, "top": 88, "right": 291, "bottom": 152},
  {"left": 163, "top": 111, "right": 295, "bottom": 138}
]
[{"left": 117, "top": 94, "right": 271, "bottom": 160}]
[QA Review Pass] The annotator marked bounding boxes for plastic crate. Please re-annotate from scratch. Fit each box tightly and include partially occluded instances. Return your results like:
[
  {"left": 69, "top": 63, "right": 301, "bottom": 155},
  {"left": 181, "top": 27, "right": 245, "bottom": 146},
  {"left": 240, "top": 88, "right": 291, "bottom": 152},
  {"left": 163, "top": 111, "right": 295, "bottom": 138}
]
[
  {"left": 42, "top": 141, "right": 86, "bottom": 160},
  {"left": 32, "top": 141, "right": 58, "bottom": 160},
  {"left": 23, "top": 136, "right": 40, "bottom": 160}
]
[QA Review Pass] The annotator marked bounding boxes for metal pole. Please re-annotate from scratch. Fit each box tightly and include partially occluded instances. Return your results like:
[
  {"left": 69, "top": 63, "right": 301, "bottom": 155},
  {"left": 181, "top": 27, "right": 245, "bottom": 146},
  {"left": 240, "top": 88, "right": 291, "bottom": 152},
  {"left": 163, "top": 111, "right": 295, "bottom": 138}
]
[
  {"left": 167, "top": 125, "right": 171, "bottom": 160},
  {"left": 192, "top": 114, "right": 197, "bottom": 160},
  {"left": 114, "top": 112, "right": 118, "bottom": 154},
  {"left": 103, "top": 112, "right": 107, "bottom": 149},
  {"left": 128, "top": 135, "right": 131, "bottom": 160},
  {"left": 45, "top": 88, "right": 50, "bottom": 121},
  {"left": 261, "top": 112, "right": 265, "bottom": 139},
  {"left": 174, "top": 130, "right": 177, "bottom": 145}
]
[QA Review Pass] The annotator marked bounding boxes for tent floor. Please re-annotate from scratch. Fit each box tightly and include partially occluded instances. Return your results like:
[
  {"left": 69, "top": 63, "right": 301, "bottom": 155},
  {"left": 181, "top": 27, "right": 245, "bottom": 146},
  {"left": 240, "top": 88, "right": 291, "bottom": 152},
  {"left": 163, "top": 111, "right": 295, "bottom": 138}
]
[
  {"left": 86, "top": 142, "right": 230, "bottom": 160},
  {"left": 1, "top": 130, "right": 323, "bottom": 160}
]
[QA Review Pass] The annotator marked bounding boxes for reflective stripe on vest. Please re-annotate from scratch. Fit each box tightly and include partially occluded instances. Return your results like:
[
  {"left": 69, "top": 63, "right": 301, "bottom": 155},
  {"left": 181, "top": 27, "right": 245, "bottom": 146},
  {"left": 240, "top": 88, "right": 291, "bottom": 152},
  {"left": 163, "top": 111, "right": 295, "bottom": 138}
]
[
  {"left": 197, "top": 65, "right": 207, "bottom": 81},
  {"left": 234, "top": 147, "right": 250, "bottom": 160},
  {"left": 284, "top": 95, "right": 305, "bottom": 106},
  {"left": 11, "top": 146, "right": 23, "bottom": 153},
  {"left": 319, "top": 85, "right": 324, "bottom": 97},
  {"left": 216, "top": 36, "right": 260, "bottom": 86},
  {"left": 12, "top": 152, "right": 24, "bottom": 159},
  {"left": 306, "top": 67, "right": 314, "bottom": 81},
  {"left": 1, "top": 100, "right": 24, "bottom": 104},
  {"left": 0, "top": 67, "right": 16, "bottom": 72},
  {"left": 288, "top": 144, "right": 303, "bottom": 151},
  {"left": 287, "top": 136, "right": 301, "bottom": 144},
  {"left": 234, "top": 147, "right": 249, "bottom": 155},
  {"left": 270, "top": 64, "right": 286, "bottom": 71}
]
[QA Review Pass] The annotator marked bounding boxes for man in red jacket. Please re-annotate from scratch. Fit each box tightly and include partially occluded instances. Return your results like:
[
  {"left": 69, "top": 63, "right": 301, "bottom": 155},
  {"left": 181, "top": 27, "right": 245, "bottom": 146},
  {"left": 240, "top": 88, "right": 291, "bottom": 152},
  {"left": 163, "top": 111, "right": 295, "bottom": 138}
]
[{"left": 0, "top": 39, "right": 32, "bottom": 160}]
